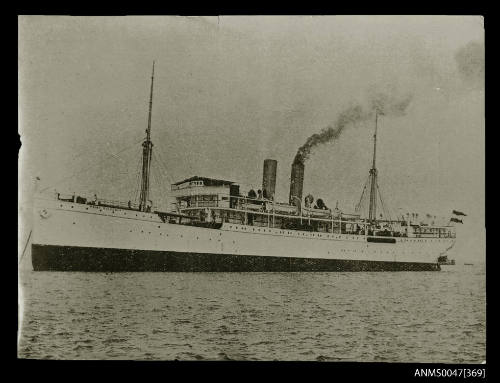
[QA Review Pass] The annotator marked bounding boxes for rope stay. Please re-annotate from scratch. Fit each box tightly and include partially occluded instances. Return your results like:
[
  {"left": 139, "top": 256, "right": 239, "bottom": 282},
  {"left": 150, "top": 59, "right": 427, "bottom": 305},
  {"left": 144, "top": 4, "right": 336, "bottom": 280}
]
[
  {"left": 132, "top": 150, "right": 143, "bottom": 205},
  {"left": 150, "top": 160, "right": 165, "bottom": 204},
  {"left": 19, "top": 230, "right": 32, "bottom": 265},
  {"left": 355, "top": 174, "right": 370, "bottom": 214},
  {"left": 152, "top": 153, "right": 169, "bottom": 193},
  {"left": 39, "top": 137, "right": 144, "bottom": 193},
  {"left": 376, "top": 180, "right": 392, "bottom": 222},
  {"left": 355, "top": 175, "right": 393, "bottom": 224},
  {"left": 152, "top": 150, "right": 174, "bottom": 186}
]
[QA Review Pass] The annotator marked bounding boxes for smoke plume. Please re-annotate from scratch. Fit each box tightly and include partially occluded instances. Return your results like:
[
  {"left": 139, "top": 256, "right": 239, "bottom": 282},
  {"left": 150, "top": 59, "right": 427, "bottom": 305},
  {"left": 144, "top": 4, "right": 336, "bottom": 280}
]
[{"left": 294, "top": 90, "right": 413, "bottom": 164}]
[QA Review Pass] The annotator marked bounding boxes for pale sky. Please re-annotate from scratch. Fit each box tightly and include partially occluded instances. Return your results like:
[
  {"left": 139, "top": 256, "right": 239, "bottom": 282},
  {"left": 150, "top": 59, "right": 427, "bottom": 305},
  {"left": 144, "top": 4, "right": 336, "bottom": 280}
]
[{"left": 18, "top": 16, "right": 485, "bottom": 262}]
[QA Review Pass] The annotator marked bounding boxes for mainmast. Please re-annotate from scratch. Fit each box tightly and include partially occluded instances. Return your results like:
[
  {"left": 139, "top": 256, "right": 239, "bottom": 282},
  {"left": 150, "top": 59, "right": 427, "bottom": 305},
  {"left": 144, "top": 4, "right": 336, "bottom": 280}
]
[
  {"left": 368, "top": 112, "right": 378, "bottom": 222},
  {"left": 139, "top": 61, "right": 155, "bottom": 212}
]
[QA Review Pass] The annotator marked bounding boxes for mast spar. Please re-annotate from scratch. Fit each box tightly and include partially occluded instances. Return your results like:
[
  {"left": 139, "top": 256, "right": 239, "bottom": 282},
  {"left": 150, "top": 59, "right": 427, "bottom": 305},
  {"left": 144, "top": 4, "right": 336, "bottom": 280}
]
[
  {"left": 368, "top": 111, "right": 378, "bottom": 222},
  {"left": 139, "top": 61, "right": 155, "bottom": 211}
]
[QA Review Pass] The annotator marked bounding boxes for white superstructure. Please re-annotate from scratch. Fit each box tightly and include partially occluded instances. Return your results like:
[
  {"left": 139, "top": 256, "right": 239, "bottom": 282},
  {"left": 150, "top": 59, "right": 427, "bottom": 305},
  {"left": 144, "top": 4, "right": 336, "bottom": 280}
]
[{"left": 32, "top": 195, "right": 455, "bottom": 270}]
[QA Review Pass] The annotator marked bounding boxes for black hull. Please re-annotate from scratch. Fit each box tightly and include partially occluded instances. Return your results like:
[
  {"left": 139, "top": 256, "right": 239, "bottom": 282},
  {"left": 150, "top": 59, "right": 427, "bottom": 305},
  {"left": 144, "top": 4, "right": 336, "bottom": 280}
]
[{"left": 31, "top": 244, "right": 441, "bottom": 272}]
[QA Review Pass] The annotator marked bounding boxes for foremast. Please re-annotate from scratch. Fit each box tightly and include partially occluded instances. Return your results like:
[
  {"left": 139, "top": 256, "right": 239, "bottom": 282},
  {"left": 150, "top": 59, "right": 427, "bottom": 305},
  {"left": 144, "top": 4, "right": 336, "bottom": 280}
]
[
  {"left": 368, "top": 112, "right": 378, "bottom": 222},
  {"left": 139, "top": 61, "right": 155, "bottom": 212}
]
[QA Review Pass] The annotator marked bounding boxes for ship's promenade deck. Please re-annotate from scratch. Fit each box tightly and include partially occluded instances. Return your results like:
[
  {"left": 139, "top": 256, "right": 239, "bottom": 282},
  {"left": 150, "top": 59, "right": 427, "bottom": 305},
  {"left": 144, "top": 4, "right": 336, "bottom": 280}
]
[{"left": 50, "top": 193, "right": 456, "bottom": 240}]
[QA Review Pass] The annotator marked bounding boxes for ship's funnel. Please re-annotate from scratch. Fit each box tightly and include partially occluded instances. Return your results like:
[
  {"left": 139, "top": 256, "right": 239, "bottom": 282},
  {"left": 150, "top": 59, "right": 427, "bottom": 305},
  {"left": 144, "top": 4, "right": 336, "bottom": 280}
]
[
  {"left": 289, "top": 159, "right": 305, "bottom": 205},
  {"left": 262, "top": 159, "right": 277, "bottom": 200}
]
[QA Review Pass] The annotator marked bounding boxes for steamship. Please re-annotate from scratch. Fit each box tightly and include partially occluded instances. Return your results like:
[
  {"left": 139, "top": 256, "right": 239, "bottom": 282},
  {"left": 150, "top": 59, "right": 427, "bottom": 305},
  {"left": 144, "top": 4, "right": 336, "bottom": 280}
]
[{"left": 31, "top": 64, "right": 456, "bottom": 272}]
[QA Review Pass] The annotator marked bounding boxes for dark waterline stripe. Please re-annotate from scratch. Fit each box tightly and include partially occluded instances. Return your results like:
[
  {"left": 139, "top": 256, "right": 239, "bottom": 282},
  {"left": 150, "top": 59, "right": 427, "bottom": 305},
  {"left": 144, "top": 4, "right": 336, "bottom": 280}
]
[{"left": 31, "top": 244, "right": 440, "bottom": 272}]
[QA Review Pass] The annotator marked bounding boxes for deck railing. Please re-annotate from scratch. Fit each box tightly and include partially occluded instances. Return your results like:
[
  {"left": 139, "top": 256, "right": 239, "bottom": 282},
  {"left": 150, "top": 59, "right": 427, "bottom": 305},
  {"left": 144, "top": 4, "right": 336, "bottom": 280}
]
[
  {"left": 56, "top": 193, "right": 141, "bottom": 211},
  {"left": 55, "top": 192, "right": 455, "bottom": 238},
  {"left": 177, "top": 202, "right": 456, "bottom": 238}
]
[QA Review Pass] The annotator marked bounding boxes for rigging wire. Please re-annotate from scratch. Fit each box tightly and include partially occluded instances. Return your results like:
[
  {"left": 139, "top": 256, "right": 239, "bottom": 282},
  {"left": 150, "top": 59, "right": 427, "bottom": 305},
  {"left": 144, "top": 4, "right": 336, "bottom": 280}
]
[
  {"left": 152, "top": 151, "right": 175, "bottom": 196},
  {"left": 19, "top": 230, "right": 32, "bottom": 265},
  {"left": 132, "top": 150, "right": 143, "bottom": 204},
  {"left": 151, "top": 153, "right": 165, "bottom": 191},
  {"left": 150, "top": 163, "right": 163, "bottom": 203},
  {"left": 152, "top": 150, "right": 174, "bottom": 186},
  {"left": 355, "top": 175, "right": 370, "bottom": 214},
  {"left": 151, "top": 160, "right": 170, "bottom": 209},
  {"left": 377, "top": 181, "right": 392, "bottom": 222},
  {"left": 151, "top": 153, "right": 165, "bottom": 201},
  {"left": 151, "top": 152, "right": 165, "bottom": 184},
  {"left": 39, "top": 138, "right": 145, "bottom": 193}
]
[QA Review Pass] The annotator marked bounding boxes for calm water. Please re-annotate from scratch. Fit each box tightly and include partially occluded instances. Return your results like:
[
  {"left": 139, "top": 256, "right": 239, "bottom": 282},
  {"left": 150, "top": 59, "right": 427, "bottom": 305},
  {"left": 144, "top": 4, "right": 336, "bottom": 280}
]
[{"left": 18, "top": 264, "right": 485, "bottom": 362}]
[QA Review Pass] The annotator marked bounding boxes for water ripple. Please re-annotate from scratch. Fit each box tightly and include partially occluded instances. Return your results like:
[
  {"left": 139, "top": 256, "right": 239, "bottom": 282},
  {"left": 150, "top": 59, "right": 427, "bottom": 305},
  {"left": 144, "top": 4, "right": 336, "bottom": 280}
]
[{"left": 18, "top": 265, "right": 485, "bottom": 362}]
